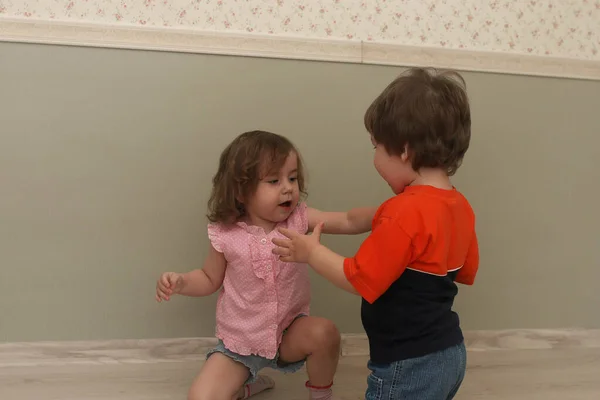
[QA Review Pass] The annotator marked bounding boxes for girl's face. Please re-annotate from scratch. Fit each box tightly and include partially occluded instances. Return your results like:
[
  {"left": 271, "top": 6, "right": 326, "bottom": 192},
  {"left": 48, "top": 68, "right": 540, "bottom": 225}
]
[{"left": 243, "top": 151, "right": 300, "bottom": 232}]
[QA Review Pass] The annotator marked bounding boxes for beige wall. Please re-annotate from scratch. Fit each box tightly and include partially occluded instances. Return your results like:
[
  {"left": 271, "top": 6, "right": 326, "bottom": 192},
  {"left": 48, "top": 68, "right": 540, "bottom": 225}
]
[{"left": 1, "top": 42, "right": 599, "bottom": 342}]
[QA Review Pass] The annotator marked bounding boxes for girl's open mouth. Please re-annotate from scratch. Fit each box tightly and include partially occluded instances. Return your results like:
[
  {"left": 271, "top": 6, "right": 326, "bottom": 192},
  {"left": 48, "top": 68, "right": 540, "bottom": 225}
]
[{"left": 279, "top": 201, "right": 292, "bottom": 208}]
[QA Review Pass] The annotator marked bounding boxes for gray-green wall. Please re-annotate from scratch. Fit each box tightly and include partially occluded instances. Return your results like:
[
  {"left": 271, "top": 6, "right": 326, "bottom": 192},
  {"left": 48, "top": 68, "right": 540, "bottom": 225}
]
[{"left": 1, "top": 42, "right": 599, "bottom": 342}]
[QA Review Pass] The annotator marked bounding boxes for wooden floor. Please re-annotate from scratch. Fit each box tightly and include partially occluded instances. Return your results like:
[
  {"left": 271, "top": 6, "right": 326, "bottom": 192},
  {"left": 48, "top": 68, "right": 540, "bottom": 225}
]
[{"left": 2, "top": 347, "right": 600, "bottom": 399}]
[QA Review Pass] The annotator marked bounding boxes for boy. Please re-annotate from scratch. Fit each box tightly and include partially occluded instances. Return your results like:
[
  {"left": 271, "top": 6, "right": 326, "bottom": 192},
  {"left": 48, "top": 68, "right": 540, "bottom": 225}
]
[{"left": 272, "top": 67, "right": 479, "bottom": 399}]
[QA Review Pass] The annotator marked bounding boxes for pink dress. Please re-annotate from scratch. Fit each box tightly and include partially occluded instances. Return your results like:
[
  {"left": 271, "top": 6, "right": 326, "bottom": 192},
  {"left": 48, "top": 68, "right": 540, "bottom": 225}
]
[{"left": 207, "top": 202, "right": 311, "bottom": 359}]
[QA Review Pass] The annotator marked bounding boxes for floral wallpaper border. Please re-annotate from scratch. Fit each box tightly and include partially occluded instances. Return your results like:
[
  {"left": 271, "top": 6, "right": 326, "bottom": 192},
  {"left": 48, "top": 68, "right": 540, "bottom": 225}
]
[
  {"left": 1, "top": 16, "right": 599, "bottom": 81},
  {"left": 0, "top": 0, "right": 598, "bottom": 60}
]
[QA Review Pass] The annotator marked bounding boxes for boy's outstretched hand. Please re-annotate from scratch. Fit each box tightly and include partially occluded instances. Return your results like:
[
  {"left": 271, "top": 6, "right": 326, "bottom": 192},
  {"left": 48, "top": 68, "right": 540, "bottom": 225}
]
[
  {"left": 272, "top": 222, "right": 325, "bottom": 263},
  {"left": 273, "top": 222, "right": 358, "bottom": 295}
]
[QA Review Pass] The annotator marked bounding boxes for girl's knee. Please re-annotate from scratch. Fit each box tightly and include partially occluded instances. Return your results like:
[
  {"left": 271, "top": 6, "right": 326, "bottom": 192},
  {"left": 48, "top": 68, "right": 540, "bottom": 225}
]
[{"left": 307, "top": 318, "right": 341, "bottom": 351}]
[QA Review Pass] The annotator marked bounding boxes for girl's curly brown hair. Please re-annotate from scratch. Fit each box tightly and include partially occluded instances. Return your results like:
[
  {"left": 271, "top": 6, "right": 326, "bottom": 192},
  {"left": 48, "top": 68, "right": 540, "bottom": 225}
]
[{"left": 207, "top": 130, "right": 307, "bottom": 224}]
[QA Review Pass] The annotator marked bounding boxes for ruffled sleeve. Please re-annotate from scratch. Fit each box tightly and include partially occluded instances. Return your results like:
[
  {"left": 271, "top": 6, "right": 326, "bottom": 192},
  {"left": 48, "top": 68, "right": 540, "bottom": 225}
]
[
  {"left": 207, "top": 223, "right": 225, "bottom": 253},
  {"left": 287, "top": 202, "right": 309, "bottom": 234}
]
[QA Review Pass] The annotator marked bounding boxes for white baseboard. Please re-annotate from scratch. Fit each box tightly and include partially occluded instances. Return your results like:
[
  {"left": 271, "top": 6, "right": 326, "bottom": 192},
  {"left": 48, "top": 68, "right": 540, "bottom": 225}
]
[
  {"left": 1, "top": 329, "right": 599, "bottom": 368},
  {"left": 341, "top": 329, "right": 600, "bottom": 356},
  {"left": 1, "top": 17, "right": 599, "bottom": 81}
]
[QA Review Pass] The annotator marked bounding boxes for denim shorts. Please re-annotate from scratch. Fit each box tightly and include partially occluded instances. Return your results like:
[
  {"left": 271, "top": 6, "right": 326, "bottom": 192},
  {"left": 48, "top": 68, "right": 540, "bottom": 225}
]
[
  {"left": 206, "top": 315, "right": 307, "bottom": 384},
  {"left": 366, "top": 342, "right": 467, "bottom": 400},
  {"left": 206, "top": 340, "right": 305, "bottom": 384}
]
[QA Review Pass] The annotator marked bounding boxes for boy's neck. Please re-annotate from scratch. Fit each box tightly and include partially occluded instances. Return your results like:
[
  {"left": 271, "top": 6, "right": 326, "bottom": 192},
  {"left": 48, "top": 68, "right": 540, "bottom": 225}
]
[{"left": 410, "top": 168, "right": 453, "bottom": 190}]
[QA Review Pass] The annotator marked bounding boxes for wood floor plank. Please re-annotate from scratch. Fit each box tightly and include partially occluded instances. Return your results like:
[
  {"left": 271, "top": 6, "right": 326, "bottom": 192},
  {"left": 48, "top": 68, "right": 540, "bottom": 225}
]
[{"left": 1, "top": 348, "right": 599, "bottom": 399}]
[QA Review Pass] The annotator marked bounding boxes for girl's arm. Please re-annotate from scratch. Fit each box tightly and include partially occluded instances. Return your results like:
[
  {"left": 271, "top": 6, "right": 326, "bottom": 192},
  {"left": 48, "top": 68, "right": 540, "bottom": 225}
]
[
  {"left": 307, "top": 206, "right": 378, "bottom": 235},
  {"left": 177, "top": 245, "right": 227, "bottom": 297}
]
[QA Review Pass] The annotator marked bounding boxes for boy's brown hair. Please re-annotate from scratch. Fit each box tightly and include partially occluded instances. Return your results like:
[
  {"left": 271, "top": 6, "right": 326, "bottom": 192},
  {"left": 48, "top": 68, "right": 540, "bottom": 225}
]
[
  {"left": 364, "top": 67, "right": 471, "bottom": 175},
  {"left": 207, "top": 130, "right": 307, "bottom": 224}
]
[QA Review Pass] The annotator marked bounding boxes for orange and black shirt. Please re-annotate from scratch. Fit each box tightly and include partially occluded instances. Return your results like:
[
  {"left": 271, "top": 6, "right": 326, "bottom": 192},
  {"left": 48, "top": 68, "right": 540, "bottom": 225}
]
[{"left": 344, "top": 185, "right": 479, "bottom": 364}]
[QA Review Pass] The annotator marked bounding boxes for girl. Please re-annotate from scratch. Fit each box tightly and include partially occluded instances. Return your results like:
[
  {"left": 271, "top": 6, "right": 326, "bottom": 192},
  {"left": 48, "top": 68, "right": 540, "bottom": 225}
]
[{"left": 155, "top": 130, "right": 376, "bottom": 400}]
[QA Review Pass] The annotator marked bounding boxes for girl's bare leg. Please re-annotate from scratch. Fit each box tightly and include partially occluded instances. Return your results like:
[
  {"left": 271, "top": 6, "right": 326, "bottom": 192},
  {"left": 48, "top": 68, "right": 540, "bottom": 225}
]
[
  {"left": 188, "top": 353, "right": 248, "bottom": 400},
  {"left": 278, "top": 316, "right": 341, "bottom": 399},
  {"left": 188, "top": 352, "right": 275, "bottom": 400}
]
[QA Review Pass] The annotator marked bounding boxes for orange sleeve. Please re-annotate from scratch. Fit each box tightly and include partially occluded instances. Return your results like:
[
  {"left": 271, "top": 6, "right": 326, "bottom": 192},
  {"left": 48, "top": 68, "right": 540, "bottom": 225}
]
[
  {"left": 343, "top": 217, "right": 413, "bottom": 304},
  {"left": 456, "top": 232, "right": 479, "bottom": 285}
]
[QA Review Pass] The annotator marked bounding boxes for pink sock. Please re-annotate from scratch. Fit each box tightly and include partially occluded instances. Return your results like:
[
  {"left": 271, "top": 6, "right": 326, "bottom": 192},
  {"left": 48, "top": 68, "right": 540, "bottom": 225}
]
[
  {"left": 240, "top": 375, "right": 275, "bottom": 399},
  {"left": 306, "top": 381, "right": 333, "bottom": 400}
]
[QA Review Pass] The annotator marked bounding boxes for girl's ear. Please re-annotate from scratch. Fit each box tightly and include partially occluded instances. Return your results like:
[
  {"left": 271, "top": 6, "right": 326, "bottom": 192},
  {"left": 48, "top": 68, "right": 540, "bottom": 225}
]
[
  {"left": 234, "top": 186, "right": 245, "bottom": 205},
  {"left": 235, "top": 199, "right": 245, "bottom": 216},
  {"left": 236, "top": 195, "right": 244, "bottom": 204},
  {"left": 235, "top": 191, "right": 246, "bottom": 213},
  {"left": 235, "top": 197, "right": 245, "bottom": 213}
]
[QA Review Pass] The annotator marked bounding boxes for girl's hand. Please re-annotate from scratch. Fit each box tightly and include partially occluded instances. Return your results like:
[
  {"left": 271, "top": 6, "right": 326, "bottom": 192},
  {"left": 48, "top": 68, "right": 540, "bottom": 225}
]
[
  {"left": 272, "top": 222, "right": 324, "bottom": 263},
  {"left": 156, "top": 272, "right": 184, "bottom": 302}
]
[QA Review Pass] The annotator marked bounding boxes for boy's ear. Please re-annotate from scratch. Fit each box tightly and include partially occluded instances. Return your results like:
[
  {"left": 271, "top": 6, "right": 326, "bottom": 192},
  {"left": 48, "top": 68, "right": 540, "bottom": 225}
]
[{"left": 400, "top": 144, "right": 411, "bottom": 162}]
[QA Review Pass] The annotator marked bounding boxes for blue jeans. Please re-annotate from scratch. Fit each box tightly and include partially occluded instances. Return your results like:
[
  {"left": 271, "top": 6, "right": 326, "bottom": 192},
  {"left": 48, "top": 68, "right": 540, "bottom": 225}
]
[{"left": 366, "top": 342, "right": 467, "bottom": 400}]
